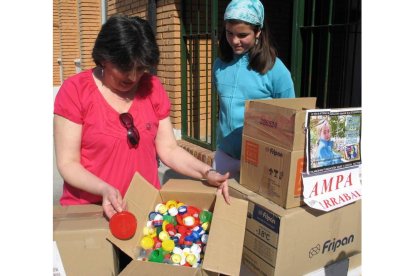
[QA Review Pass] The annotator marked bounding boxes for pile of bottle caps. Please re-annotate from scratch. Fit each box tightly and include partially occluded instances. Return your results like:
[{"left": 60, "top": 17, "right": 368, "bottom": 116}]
[{"left": 137, "top": 200, "right": 213, "bottom": 267}]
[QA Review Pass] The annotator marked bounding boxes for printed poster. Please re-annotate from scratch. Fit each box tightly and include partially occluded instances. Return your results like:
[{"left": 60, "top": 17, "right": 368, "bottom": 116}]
[
  {"left": 305, "top": 108, "right": 362, "bottom": 174},
  {"left": 302, "top": 107, "right": 362, "bottom": 211}
]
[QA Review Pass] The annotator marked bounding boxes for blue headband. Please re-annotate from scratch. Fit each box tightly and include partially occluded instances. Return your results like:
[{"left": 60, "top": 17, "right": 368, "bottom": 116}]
[{"left": 224, "top": 0, "right": 264, "bottom": 28}]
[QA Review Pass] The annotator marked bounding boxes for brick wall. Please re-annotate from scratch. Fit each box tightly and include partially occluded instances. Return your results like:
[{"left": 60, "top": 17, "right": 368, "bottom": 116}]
[
  {"left": 53, "top": 0, "right": 102, "bottom": 86},
  {"left": 157, "top": 1, "right": 182, "bottom": 130},
  {"left": 53, "top": 0, "right": 61, "bottom": 85},
  {"left": 54, "top": 0, "right": 81, "bottom": 85},
  {"left": 78, "top": 0, "right": 102, "bottom": 71}
]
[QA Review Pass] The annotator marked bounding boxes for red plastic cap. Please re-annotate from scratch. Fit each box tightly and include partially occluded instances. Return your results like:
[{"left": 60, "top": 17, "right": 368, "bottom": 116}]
[{"left": 109, "top": 211, "right": 137, "bottom": 240}]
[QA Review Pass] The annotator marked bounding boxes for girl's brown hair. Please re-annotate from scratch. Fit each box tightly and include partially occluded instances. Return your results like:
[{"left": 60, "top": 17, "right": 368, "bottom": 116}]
[{"left": 218, "top": 19, "right": 277, "bottom": 75}]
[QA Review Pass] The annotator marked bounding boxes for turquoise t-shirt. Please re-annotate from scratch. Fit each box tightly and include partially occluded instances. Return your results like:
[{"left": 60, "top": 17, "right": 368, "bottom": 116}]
[{"left": 213, "top": 53, "right": 295, "bottom": 159}]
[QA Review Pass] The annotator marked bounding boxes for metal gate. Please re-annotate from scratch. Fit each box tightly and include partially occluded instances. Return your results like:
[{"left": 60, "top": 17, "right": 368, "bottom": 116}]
[
  {"left": 291, "top": 0, "right": 361, "bottom": 108},
  {"left": 180, "top": 0, "right": 219, "bottom": 150}
]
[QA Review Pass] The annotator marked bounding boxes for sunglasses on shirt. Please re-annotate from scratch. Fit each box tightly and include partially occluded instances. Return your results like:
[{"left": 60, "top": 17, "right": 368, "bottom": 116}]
[{"left": 119, "top": 113, "right": 140, "bottom": 148}]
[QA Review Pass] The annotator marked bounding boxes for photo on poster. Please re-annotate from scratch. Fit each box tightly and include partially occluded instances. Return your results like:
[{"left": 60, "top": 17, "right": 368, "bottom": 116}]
[{"left": 305, "top": 108, "right": 362, "bottom": 174}]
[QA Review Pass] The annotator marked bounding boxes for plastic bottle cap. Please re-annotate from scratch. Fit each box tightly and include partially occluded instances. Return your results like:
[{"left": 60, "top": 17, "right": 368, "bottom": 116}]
[
  {"left": 201, "top": 222, "right": 210, "bottom": 231},
  {"left": 143, "top": 226, "right": 155, "bottom": 236},
  {"left": 149, "top": 249, "right": 165, "bottom": 263},
  {"left": 200, "top": 210, "right": 212, "bottom": 223},
  {"left": 165, "top": 200, "right": 178, "bottom": 209},
  {"left": 190, "top": 243, "right": 202, "bottom": 254},
  {"left": 153, "top": 213, "right": 164, "bottom": 227},
  {"left": 163, "top": 214, "right": 177, "bottom": 225},
  {"left": 109, "top": 211, "right": 137, "bottom": 240},
  {"left": 158, "top": 230, "right": 170, "bottom": 241},
  {"left": 168, "top": 207, "right": 178, "bottom": 216},
  {"left": 177, "top": 206, "right": 187, "bottom": 215},
  {"left": 186, "top": 254, "right": 197, "bottom": 265},
  {"left": 201, "top": 234, "right": 209, "bottom": 244},
  {"left": 156, "top": 204, "right": 168, "bottom": 215},
  {"left": 162, "top": 239, "right": 175, "bottom": 252},
  {"left": 140, "top": 236, "right": 155, "bottom": 250},
  {"left": 170, "top": 253, "right": 182, "bottom": 264}
]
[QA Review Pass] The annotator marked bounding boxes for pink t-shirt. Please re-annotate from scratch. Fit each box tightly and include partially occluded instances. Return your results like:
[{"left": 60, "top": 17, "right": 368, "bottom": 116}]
[{"left": 54, "top": 69, "right": 171, "bottom": 205}]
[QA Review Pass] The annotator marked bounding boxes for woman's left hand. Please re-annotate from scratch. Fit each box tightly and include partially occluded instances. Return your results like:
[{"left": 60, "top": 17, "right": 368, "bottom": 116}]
[{"left": 206, "top": 170, "right": 231, "bottom": 204}]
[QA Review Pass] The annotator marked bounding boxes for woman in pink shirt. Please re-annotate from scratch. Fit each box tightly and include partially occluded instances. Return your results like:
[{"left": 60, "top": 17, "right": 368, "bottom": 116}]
[{"left": 54, "top": 15, "right": 230, "bottom": 219}]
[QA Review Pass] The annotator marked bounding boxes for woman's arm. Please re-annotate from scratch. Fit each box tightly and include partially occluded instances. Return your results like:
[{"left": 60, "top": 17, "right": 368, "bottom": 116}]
[
  {"left": 54, "top": 115, "right": 125, "bottom": 218},
  {"left": 155, "top": 117, "right": 230, "bottom": 204}
]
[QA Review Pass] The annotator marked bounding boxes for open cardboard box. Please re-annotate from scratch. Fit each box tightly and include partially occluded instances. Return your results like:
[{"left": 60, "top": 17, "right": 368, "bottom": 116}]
[{"left": 107, "top": 173, "right": 248, "bottom": 276}]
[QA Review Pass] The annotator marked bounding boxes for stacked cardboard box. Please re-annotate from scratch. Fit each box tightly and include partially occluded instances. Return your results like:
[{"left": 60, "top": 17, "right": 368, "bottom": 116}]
[
  {"left": 237, "top": 98, "right": 362, "bottom": 275},
  {"left": 229, "top": 180, "right": 361, "bottom": 276},
  {"left": 240, "top": 97, "right": 316, "bottom": 208},
  {"left": 53, "top": 204, "right": 119, "bottom": 276}
]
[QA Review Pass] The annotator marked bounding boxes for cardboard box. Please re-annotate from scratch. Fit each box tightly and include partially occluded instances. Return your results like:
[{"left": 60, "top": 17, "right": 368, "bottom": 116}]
[
  {"left": 53, "top": 204, "right": 118, "bottom": 276},
  {"left": 228, "top": 180, "right": 361, "bottom": 276},
  {"left": 108, "top": 173, "right": 248, "bottom": 276},
  {"left": 240, "top": 135, "right": 305, "bottom": 208},
  {"left": 243, "top": 97, "right": 316, "bottom": 151}
]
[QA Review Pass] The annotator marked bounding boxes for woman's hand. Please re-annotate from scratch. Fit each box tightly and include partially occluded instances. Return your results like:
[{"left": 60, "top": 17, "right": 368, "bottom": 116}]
[
  {"left": 205, "top": 170, "right": 231, "bottom": 204},
  {"left": 101, "top": 185, "right": 127, "bottom": 219}
]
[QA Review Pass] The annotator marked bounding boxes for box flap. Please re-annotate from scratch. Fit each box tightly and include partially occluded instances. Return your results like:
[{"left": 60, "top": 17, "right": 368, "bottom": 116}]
[
  {"left": 53, "top": 204, "right": 107, "bottom": 232},
  {"left": 53, "top": 204, "right": 103, "bottom": 216},
  {"left": 162, "top": 178, "right": 217, "bottom": 193},
  {"left": 250, "top": 97, "right": 316, "bottom": 110},
  {"left": 161, "top": 179, "right": 217, "bottom": 210},
  {"left": 202, "top": 196, "right": 248, "bottom": 276},
  {"left": 107, "top": 172, "right": 162, "bottom": 259},
  {"left": 119, "top": 260, "right": 200, "bottom": 276}
]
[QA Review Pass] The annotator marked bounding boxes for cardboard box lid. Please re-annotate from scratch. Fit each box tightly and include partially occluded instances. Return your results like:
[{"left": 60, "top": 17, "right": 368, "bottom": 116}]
[
  {"left": 202, "top": 195, "right": 248, "bottom": 276},
  {"left": 109, "top": 173, "right": 248, "bottom": 275},
  {"left": 248, "top": 97, "right": 316, "bottom": 110},
  {"left": 229, "top": 180, "right": 297, "bottom": 217}
]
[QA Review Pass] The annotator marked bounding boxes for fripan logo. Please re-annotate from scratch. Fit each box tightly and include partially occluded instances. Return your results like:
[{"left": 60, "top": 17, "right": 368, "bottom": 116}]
[
  {"left": 265, "top": 147, "right": 283, "bottom": 157},
  {"left": 252, "top": 205, "right": 280, "bottom": 233},
  {"left": 308, "top": 244, "right": 320, "bottom": 258},
  {"left": 308, "top": 234, "right": 355, "bottom": 258}
]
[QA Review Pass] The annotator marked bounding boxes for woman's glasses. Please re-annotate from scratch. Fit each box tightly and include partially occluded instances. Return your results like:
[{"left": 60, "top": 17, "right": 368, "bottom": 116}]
[{"left": 119, "top": 113, "right": 140, "bottom": 148}]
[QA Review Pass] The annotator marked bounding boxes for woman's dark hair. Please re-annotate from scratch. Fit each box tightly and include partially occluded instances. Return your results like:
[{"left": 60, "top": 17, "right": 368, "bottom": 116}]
[
  {"left": 92, "top": 14, "right": 159, "bottom": 71},
  {"left": 218, "top": 19, "right": 277, "bottom": 74}
]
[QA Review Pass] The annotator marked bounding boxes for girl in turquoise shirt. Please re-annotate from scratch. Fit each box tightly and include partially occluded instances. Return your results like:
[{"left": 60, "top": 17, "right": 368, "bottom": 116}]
[
  {"left": 213, "top": 0, "right": 295, "bottom": 181},
  {"left": 316, "top": 120, "right": 343, "bottom": 167}
]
